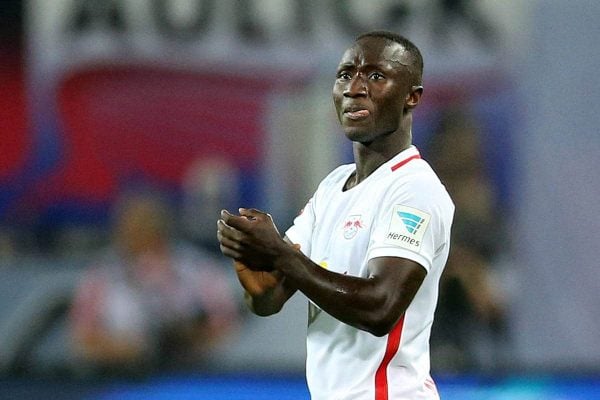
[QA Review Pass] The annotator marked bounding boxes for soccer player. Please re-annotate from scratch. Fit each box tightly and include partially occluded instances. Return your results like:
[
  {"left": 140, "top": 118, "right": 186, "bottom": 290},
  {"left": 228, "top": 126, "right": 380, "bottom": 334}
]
[{"left": 217, "top": 31, "right": 454, "bottom": 400}]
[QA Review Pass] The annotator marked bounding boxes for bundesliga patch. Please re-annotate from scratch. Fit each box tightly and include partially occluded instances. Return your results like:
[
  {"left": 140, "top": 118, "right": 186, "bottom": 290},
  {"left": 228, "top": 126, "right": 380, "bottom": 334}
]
[{"left": 385, "top": 205, "right": 430, "bottom": 251}]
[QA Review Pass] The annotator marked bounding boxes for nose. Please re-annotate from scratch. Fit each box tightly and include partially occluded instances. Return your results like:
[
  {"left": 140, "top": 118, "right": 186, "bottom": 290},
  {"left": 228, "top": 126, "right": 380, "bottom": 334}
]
[{"left": 343, "top": 74, "right": 367, "bottom": 98}]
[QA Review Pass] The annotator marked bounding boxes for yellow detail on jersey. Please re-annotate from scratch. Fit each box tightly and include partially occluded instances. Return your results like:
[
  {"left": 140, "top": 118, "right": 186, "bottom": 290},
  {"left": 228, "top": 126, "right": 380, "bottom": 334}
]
[{"left": 319, "top": 261, "right": 328, "bottom": 269}]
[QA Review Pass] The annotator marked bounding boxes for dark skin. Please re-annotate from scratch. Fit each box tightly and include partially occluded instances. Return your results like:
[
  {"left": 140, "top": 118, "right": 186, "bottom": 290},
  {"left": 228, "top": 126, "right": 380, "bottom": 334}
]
[{"left": 217, "top": 36, "right": 426, "bottom": 337}]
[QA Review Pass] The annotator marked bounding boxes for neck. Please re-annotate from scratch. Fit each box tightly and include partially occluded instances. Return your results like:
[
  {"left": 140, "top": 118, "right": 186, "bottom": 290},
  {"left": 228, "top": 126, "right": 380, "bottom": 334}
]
[{"left": 352, "top": 129, "right": 412, "bottom": 185}]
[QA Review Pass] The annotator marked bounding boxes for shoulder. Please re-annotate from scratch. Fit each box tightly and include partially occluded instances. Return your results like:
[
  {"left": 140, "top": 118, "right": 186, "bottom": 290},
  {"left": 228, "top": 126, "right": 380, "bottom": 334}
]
[{"left": 385, "top": 159, "right": 454, "bottom": 215}]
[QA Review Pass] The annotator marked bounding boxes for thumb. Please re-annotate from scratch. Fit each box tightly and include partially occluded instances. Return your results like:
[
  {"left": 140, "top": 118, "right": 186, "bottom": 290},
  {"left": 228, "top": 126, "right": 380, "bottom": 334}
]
[{"left": 239, "top": 207, "right": 270, "bottom": 221}]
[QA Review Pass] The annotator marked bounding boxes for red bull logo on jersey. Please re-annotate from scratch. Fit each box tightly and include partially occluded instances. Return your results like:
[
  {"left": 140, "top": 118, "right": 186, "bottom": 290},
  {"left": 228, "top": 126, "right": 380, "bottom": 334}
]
[
  {"left": 385, "top": 205, "right": 430, "bottom": 252},
  {"left": 342, "top": 215, "right": 365, "bottom": 239}
]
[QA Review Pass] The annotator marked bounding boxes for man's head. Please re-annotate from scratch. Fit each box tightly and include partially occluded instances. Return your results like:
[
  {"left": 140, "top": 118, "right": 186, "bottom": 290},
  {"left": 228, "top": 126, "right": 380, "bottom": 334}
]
[
  {"left": 355, "top": 31, "right": 423, "bottom": 87},
  {"left": 333, "top": 31, "right": 424, "bottom": 146}
]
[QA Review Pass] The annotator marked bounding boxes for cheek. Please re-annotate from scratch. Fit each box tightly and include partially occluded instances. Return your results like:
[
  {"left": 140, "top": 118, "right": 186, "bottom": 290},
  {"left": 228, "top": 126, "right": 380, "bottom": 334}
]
[
  {"left": 332, "top": 94, "right": 342, "bottom": 114},
  {"left": 375, "top": 98, "right": 403, "bottom": 123}
]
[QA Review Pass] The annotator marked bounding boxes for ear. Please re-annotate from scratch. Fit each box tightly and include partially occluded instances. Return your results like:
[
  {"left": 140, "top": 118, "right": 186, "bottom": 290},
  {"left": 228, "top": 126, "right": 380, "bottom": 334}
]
[{"left": 405, "top": 86, "right": 423, "bottom": 110}]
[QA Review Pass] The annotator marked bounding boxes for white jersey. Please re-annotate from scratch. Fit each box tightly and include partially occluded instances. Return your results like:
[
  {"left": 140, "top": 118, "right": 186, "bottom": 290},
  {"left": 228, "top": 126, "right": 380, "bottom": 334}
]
[{"left": 285, "top": 146, "right": 454, "bottom": 400}]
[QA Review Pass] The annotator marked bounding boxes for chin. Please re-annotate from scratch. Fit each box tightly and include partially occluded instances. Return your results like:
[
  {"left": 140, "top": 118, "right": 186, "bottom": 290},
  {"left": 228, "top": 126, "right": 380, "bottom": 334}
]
[{"left": 344, "top": 129, "right": 376, "bottom": 144}]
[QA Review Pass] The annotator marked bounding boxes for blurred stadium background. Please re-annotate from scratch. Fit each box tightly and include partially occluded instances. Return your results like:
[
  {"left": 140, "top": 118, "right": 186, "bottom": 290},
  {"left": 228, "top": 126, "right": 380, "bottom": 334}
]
[{"left": 0, "top": 0, "right": 599, "bottom": 399}]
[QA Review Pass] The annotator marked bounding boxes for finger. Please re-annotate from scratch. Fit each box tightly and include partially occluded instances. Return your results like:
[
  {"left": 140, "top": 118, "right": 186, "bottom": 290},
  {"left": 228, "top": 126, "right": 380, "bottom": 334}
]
[
  {"left": 217, "top": 221, "right": 246, "bottom": 250},
  {"left": 217, "top": 219, "right": 244, "bottom": 241},
  {"left": 239, "top": 207, "right": 269, "bottom": 221},
  {"left": 221, "top": 209, "right": 244, "bottom": 224},
  {"left": 221, "top": 210, "right": 253, "bottom": 231},
  {"left": 240, "top": 208, "right": 280, "bottom": 236},
  {"left": 218, "top": 227, "right": 235, "bottom": 248},
  {"left": 220, "top": 209, "right": 235, "bottom": 224},
  {"left": 219, "top": 243, "right": 242, "bottom": 260}
]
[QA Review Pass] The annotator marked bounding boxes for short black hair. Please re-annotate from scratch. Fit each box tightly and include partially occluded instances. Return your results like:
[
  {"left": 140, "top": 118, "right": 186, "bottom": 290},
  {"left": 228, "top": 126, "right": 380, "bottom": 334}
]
[{"left": 355, "top": 30, "right": 423, "bottom": 85}]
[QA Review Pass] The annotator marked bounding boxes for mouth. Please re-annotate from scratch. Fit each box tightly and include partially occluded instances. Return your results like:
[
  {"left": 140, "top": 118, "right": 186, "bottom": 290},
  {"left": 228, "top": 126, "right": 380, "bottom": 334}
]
[{"left": 343, "top": 106, "right": 370, "bottom": 120}]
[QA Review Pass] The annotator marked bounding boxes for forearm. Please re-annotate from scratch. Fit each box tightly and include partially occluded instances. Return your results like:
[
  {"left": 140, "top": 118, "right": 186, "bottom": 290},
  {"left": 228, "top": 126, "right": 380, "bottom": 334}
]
[
  {"left": 274, "top": 249, "right": 403, "bottom": 336},
  {"left": 217, "top": 208, "right": 417, "bottom": 332},
  {"left": 242, "top": 271, "right": 296, "bottom": 316},
  {"left": 245, "top": 288, "right": 284, "bottom": 316}
]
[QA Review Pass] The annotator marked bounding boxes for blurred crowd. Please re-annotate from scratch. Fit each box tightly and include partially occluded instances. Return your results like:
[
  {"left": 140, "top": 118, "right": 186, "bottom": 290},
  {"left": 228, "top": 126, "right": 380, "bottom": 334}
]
[
  {"left": 69, "top": 190, "right": 239, "bottom": 377},
  {"left": 0, "top": 107, "right": 512, "bottom": 379},
  {"left": 427, "top": 107, "right": 509, "bottom": 374},
  {"left": 0, "top": 0, "right": 513, "bottom": 380},
  {"left": 0, "top": 184, "right": 243, "bottom": 378}
]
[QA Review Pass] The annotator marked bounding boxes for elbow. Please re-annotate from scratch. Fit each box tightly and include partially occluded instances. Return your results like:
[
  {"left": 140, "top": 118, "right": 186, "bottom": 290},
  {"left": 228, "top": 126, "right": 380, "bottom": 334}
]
[
  {"left": 369, "top": 327, "right": 392, "bottom": 338},
  {"left": 365, "top": 318, "right": 399, "bottom": 337},
  {"left": 362, "top": 309, "right": 404, "bottom": 337},
  {"left": 360, "top": 285, "right": 416, "bottom": 336}
]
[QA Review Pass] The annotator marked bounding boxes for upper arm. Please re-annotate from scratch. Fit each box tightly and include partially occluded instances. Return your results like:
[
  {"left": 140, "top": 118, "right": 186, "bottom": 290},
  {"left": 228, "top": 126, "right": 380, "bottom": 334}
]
[
  {"left": 368, "top": 169, "right": 454, "bottom": 273},
  {"left": 364, "top": 256, "right": 427, "bottom": 335}
]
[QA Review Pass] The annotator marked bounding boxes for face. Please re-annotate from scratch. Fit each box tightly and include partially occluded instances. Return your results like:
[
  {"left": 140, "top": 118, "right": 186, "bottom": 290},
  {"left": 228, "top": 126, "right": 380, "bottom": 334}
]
[{"left": 332, "top": 37, "right": 420, "bottom": 143}]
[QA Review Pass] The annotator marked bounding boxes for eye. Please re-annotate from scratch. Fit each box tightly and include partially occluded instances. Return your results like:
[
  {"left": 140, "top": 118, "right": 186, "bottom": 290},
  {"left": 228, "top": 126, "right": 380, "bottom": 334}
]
[
  {"left": 337, "top": 71, "right": 351, "bottom": 80},
  {"left": 369, "top": 72, "right": 385, "bottom": 81}
]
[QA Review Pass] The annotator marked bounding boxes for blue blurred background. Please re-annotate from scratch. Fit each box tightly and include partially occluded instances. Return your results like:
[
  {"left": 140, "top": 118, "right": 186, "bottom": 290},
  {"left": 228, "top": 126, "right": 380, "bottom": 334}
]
[{"left": 0, "top": 0, "right": 599, "bottom": 399}]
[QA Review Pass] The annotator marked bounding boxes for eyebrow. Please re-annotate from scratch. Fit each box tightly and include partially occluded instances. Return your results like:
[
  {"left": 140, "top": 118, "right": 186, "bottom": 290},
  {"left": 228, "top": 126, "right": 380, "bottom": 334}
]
[{"left": 337, "top": 61, "right": 404, "bottom": 71}]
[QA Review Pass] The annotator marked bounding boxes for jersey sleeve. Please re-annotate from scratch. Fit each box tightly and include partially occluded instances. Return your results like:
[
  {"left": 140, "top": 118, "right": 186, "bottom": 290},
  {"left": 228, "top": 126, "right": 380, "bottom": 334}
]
[
  {"left": 285, "top": 196, "right": 316, "bottom": 258},
  {"left": 366, "top": 173, "right": 453, "bottom": 273}
]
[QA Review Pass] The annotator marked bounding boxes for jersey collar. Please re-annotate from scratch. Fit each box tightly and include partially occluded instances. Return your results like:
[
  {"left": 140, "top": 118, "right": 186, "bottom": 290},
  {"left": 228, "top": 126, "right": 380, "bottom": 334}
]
[{"left": 390, "top": 146, "right": 421, "bottom": 172}]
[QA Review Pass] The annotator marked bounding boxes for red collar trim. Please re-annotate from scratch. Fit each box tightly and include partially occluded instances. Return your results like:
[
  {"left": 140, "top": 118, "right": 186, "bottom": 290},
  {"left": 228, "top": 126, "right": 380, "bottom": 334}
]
[{"left": 390, "top": 154, "right": 421, "bottom": 171}]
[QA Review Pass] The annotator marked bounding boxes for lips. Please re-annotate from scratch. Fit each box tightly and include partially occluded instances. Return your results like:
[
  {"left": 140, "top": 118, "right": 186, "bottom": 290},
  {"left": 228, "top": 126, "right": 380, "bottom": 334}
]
[{"left": 343, "top": 106, "right": 370, "bottom": 120}]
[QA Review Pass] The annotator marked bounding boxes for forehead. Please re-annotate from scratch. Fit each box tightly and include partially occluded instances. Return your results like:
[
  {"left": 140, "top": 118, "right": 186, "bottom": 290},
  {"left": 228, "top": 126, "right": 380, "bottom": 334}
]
[{"left": 338, "top": 37, "right": 410, "bottom": 68}]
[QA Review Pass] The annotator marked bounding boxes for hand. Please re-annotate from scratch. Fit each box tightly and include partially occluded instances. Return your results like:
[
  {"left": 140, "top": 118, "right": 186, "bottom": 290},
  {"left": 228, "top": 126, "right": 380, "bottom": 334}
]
[
  {"left": 233, "top": 242, "right": 301, "bottom": 297},
  {"left": 233, "top": 260, "right": 281, "bottom": 297},
  {"left": 217, "top": 208, "right": 288, "bottom": 271}
]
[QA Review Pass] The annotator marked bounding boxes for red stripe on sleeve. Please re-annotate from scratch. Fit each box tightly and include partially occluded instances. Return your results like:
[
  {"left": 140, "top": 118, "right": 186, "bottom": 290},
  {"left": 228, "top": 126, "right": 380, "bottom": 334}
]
[{"left": 374, "top": 316, "right": 405, "bottom": 400}]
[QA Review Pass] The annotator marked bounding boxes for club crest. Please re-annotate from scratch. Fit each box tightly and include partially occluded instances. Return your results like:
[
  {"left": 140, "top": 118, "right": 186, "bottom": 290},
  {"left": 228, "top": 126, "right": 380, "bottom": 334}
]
[{"left": 342, "top": 215, "right": 364, "bottom": 239}]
